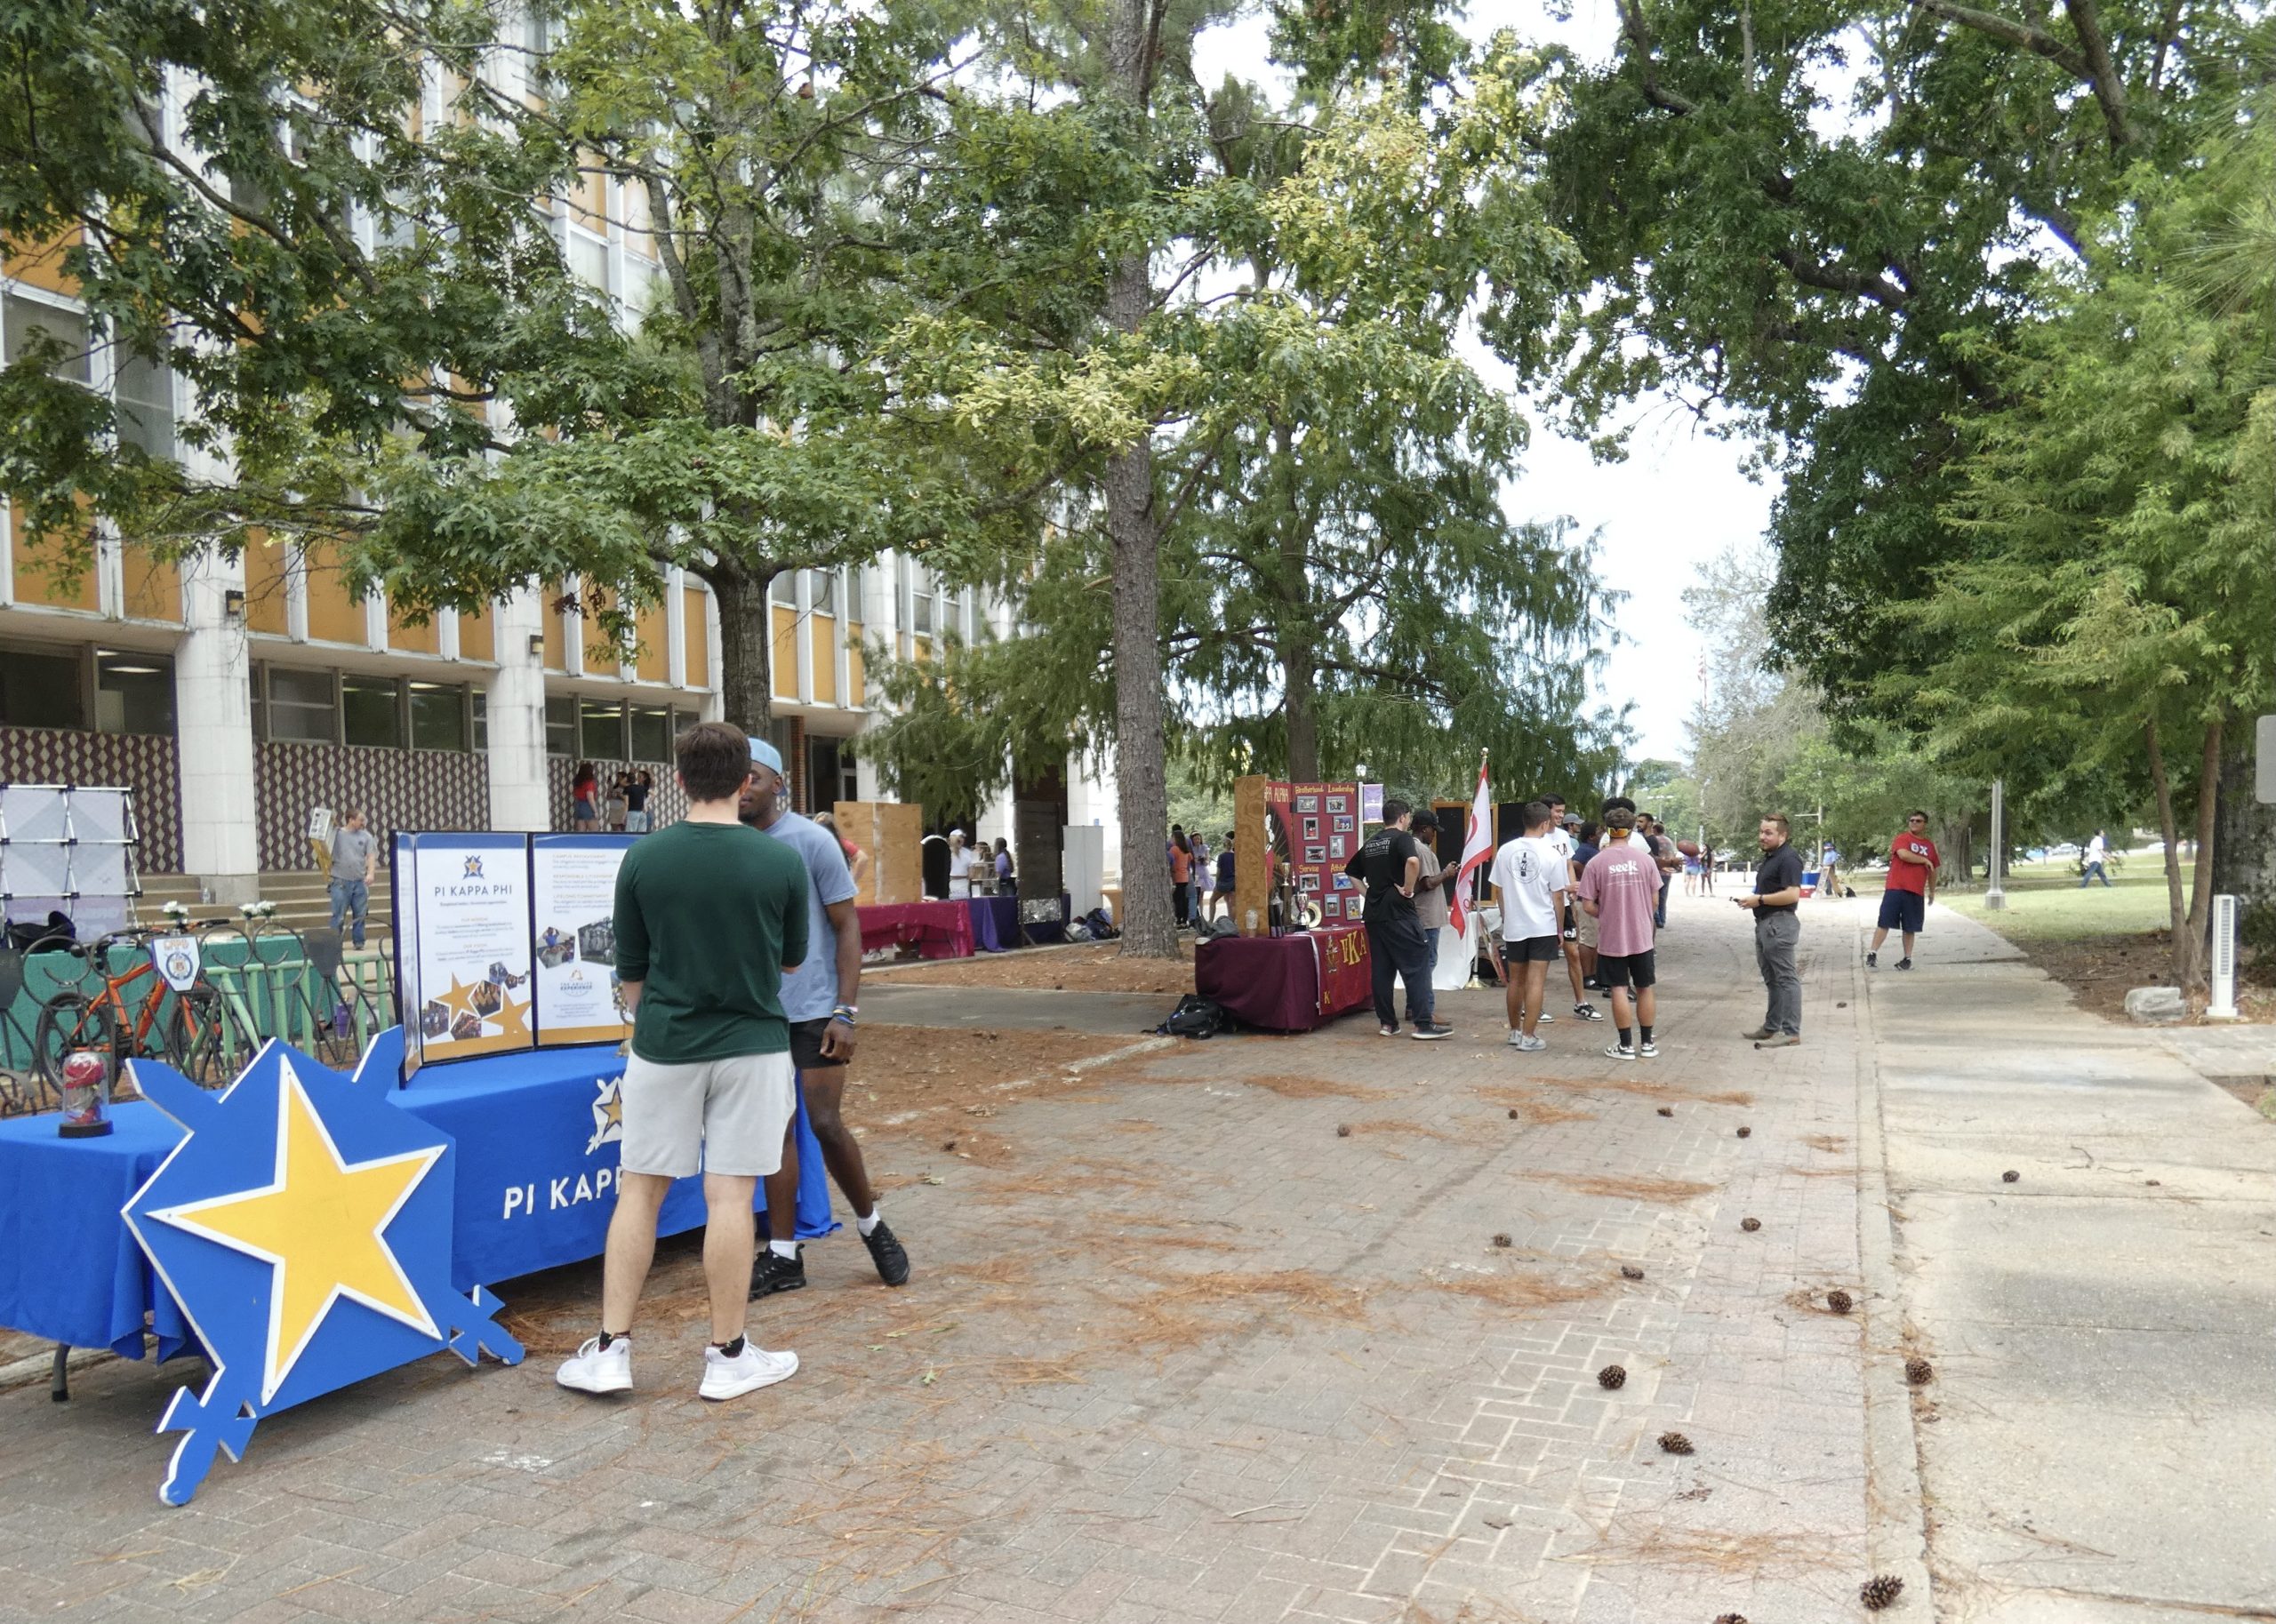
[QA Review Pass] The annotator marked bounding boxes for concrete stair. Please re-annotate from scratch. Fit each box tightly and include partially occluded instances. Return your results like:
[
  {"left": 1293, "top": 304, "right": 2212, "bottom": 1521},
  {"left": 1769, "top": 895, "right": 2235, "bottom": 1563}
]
[{"left": 139, "top": 871, "right": 395, "bottom": 944}]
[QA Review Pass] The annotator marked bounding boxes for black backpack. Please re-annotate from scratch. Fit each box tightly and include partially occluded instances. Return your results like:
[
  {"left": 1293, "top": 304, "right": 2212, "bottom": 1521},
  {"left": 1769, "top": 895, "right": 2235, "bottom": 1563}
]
[
  {"left": 1158, "top": 994, "right": 1230, "bottom": 1039},
  {"left": 1084, "top": 907, "right": 1120, "bottom": 940}
]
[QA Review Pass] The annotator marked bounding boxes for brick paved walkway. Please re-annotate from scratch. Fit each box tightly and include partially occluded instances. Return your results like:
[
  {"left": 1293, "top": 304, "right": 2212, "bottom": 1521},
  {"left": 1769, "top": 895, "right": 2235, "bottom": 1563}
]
[{"left": 0, "top": 897, "right": 1905, "bottom": 1623}]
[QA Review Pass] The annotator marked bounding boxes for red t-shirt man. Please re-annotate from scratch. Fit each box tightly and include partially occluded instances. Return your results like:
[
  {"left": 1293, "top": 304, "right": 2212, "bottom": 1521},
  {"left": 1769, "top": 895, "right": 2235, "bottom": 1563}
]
[{"left": 1871, "top": 812, "right": 1938, "bottom": 969}]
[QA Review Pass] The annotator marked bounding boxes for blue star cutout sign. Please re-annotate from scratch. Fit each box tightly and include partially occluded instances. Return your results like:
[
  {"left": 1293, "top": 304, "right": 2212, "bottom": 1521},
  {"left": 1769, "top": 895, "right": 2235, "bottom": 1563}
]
[{"left": 122, "top": 1028, "right": 523, "bottom": 1505}]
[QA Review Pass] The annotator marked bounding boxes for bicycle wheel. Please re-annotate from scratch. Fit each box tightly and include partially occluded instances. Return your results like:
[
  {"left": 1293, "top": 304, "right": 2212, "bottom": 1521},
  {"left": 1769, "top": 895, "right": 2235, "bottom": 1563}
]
[
  {"left": 166, "top": 983, "right": 249, "bottom": 1087},
  {"left": 33, "top": 992, "right": 119, "bottom": 1091}
]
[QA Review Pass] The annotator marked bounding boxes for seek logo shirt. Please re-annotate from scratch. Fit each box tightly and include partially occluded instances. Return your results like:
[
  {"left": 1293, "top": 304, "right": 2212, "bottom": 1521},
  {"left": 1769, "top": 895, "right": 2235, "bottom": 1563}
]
[{"left": 1577, "top": 837, "right": 1659, "bottom": 957}]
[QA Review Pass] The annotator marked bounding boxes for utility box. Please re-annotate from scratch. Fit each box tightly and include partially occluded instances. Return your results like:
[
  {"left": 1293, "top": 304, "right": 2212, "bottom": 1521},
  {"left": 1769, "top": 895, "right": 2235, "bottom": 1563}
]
[{"left": 834, "top": 800, "right": 922, "bottom": 905}]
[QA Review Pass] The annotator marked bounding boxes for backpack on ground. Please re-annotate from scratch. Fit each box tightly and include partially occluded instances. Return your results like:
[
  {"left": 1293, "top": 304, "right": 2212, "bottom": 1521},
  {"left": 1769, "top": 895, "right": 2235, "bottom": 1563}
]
[
  {"left": 1083, "top": 907, "right": 1119, "bottom": 940},
  {"left": 1157, "top": 993, "right": 1229, "bottom": 1039}
]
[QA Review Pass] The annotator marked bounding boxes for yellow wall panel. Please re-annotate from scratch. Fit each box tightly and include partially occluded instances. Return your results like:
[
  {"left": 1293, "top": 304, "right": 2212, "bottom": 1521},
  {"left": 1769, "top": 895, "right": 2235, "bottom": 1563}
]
[
  {"left": 542, "top": 580, "right": 565, "bottom": 669},
  {"left": 301, "top": 544, "right": 366, "bottom": 644},
  {"left": 635, "top": 599, "right": 668, "bottom": 683},
  {"left": 682, "top": 585, "right": 709, "bottom": 688},
  {"left": 4, "top": 230, "right": 80, "bottom": 296},
  {"left": 811, "top": 615, "right": 837, "bottom": 705},
  {"left": 244, "top": 534, "right": 292, "bottom": 635},
  {"left": 771, "top": 604, "right": 795, "bottom": 699},
  {"left": 847, "top": 638, "right": 864, "bottom": 708},
  {"left": 458, "top": 601, "right": 493, "bottom": 662},
  {"left": 8, "top": 506, "right": 100, "bottom": 612},
  {"left": 388, "top": 602, "right": 438, "bottom": 653},
  {"left": 582, "top": 585, "right": 620, "bottom": 671},
  {"left": 121, "top": 548, "right": 181, "bottom": 622}
]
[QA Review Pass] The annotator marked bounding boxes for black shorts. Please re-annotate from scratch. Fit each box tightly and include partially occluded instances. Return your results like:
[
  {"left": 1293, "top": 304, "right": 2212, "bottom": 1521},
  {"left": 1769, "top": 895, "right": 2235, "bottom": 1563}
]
[
  {"left": 1877, "top": 890, "right": 1926, "bottom": 934},
  {"left": 788, "top": 1017, "right": 847, "bottom": 1070},
  {"left": 1596, "top": 949, "right": 1657, "bottom": 989},
  {"left": 1504, "top": 933, "right": 1562, "bottom": 964}
]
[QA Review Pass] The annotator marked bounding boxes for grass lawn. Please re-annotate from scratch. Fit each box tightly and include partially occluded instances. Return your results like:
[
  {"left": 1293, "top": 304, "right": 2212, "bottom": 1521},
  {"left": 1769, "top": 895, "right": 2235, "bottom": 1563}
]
[{"left": 1931, "top": 856, "right": 2173, "bottom": 943}]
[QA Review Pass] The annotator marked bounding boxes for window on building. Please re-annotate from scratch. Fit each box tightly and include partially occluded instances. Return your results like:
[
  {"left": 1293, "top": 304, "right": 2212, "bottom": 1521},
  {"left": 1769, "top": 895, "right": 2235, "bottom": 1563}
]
[
  {"left": 342, "top": 674, "right": 403, "bottom": 748},
  {"left": 544, "top": 694, "right": 575, "bottom": 756},
  {"left": 0, "top": 644, "right": 86, "bottom": 731},
  {"left": 94, "top": 649, "right": 174, "bottom": 735},
  {"left": 3, "top": 294, "right": 90, "bottom": 384},
  {"left": 809, "top": 569, "right": 836, "bottom": 616},
  {"left": 771, "top": 572, "right": 797, "bottom": 607},
  {"left": 565, "top": 227, "right": 612, "bottom": 294},
  {"left": 629, "top": 703, "right": 672, "bottom": 763},
  {"left": 472, "top": 687, "right": 489, "bottom": 752},
  {"left": 264, "top": 666, "right": 339, "bottom": 744},
  {"left": 114, "top": 350, "right": 175, "bottom": 459},
  {"left": 909, "top": 565, "right": 934, "bottom": 636},
  {"left": 579, "top": 698, "right": 625, "bottom": 759},
  {"left": 408, "top": 680, "right": 468, "bottom": 751}
]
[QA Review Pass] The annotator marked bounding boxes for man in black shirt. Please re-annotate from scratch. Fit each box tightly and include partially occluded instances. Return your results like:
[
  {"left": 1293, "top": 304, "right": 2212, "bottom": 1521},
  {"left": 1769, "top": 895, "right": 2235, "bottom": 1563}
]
[
  {"left": 1344, "top": 799, "right": 1450, "bottom": 1040},
  {"left": 1735, "top": 812, "right": 1805, "bottom": 1048}
]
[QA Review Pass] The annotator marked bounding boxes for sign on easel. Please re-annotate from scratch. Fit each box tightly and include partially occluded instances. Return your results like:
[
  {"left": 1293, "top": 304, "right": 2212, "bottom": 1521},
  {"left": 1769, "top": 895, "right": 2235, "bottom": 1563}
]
[
  {"left": 531, "top": 835, "right": 635, "bottom": 1047},
  {"left": 393, "top": 833, "right": 535, "bottom": 1072}
]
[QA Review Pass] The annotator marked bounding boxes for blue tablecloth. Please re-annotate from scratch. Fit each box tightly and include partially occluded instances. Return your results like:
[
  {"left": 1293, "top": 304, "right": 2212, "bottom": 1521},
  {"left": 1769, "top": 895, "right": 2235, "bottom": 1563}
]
[{"left": 0, "top": 1044, "right": 838, "bottom": 1358}]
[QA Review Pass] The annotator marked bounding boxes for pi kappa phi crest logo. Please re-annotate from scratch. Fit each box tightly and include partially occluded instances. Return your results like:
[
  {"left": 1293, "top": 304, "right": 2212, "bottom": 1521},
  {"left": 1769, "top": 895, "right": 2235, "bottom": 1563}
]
[{"left": 122, "top": 1028, "right": 522, "bottom": 1505}]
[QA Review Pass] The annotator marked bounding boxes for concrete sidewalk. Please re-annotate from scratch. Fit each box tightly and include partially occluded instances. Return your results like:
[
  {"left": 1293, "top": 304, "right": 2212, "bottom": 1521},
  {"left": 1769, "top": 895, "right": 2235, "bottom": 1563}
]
[{"left": 1861, "top": 900, "right": 2276, "bottom": 1624}]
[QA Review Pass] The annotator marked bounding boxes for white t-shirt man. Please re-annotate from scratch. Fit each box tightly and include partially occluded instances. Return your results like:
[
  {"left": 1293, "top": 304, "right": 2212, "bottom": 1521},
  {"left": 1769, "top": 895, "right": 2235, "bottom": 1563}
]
[
  {"left": 947, "top": 835, "right": 974, "bottom": 899},
  {"left": 2086, "top": 832, "right": 2107, "bottom": 864},
  {"left": 1488, "top": 834, "right": 1567, "bottom": 943}
]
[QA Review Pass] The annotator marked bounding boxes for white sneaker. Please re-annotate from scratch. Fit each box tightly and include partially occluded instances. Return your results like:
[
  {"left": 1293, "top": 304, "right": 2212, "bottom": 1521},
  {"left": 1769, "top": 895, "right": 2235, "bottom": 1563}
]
[
  {"left": 557, "top": 1334, "right": 632, "bottom": 1395},
  {"left": 1513, "top": 1033, "right": 1548, "bottom": 1053},
  {"left": 1505, "top": 1028, "right": 1526, "bottom": 1047},
  {"left": 700, "top": 1340, "right": 798, "bottom": 1401},
  {"left": 1536, "top": 1009, "right": 1555, "bottom": 1023}
]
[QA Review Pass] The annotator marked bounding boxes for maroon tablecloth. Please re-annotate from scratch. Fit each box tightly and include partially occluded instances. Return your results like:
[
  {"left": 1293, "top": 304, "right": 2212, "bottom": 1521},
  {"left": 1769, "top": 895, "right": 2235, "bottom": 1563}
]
[
  {"left": 1195, "top": 926, "right": 1372, "bottom": 1032},
  {"left": 859, "top": 901, "right": 975, "bottom": 960}
]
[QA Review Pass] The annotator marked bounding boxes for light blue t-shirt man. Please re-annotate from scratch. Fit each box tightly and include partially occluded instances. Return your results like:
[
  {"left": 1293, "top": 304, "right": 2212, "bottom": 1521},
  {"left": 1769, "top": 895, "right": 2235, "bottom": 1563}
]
[{"left": 757, "top": 811, "right": 858, "bottom": 1020}]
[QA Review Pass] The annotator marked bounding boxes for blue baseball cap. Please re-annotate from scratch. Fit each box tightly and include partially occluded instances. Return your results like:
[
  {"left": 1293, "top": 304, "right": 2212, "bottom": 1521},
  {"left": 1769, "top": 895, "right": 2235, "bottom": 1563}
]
[{"left": 749, "top": 737, "right": 783, "bottom": 773}]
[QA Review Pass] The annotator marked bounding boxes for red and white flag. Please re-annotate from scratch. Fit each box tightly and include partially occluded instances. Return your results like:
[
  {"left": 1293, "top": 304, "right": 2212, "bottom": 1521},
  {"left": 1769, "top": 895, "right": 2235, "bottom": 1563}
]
[{"left": 1447, "top": 755, "right": 1495, "bottom": 933}]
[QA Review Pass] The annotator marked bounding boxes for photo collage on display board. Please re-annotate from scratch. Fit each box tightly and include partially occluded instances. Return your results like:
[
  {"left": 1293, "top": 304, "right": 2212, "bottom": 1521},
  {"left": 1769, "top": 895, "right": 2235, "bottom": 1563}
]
[{"left": 1262, "top": 781, "right": 1361, "bottom": 926}]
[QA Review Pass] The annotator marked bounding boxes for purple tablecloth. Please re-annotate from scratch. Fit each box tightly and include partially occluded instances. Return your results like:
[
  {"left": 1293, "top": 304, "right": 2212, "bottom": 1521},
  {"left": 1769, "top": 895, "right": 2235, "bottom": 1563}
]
[
  {"left": 1195, "top": 929, "right": 1373, "bottom": 1032},
  {"left": 966, "top": 895, "right": 1021, "bottom": 952}
]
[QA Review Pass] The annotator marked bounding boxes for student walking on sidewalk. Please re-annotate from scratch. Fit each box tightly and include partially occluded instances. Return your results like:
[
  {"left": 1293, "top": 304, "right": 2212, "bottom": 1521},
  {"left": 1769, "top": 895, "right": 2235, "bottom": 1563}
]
[
  {"left": 1737, "top": 813, "right": 1805, "bottom": 1049},
  {"left": 557, "top": 721, "right": 811, "bottom": 1403}
]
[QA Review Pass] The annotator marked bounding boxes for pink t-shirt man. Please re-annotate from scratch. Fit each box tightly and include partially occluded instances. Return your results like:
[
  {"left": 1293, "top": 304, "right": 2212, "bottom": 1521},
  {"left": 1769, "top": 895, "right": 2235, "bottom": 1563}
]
[{"left": 1578, "top": 834, "right": 1660, "bottom": 958}]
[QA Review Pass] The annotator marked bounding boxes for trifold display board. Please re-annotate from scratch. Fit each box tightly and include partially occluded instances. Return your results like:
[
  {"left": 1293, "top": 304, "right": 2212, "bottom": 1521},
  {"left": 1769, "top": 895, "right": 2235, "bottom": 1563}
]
[{"left": 393, "top": 833, "right": 635, "bottom": 1076}]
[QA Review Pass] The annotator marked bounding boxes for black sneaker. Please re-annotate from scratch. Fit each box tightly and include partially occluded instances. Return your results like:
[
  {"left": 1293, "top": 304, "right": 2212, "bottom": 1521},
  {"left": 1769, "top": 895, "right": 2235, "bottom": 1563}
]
[
  {"left": 749, "top": 1246, "right": 806, "bottom": 1299},
  {"left": 1896, "top": 956, "right": 1912, "bottom": 971},
  {"left": 1865, "top": 951, "right": 1878, "bottom": 969},
  {"left": 1573, "top": 1003, "right": 1605, "bottom": 1022},
  {"left": 1410, "top": 1021, "right": 1454, "bottom": 1041},
  {"left": 862, "top": 1220, "right": 911, "bottom": 1287}
]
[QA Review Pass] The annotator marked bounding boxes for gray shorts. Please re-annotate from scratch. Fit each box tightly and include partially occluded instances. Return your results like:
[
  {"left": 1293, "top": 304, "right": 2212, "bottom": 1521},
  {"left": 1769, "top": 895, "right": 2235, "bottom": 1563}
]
[{"left": 620, "top": 1050, "right": 796, "bottom": 1179}]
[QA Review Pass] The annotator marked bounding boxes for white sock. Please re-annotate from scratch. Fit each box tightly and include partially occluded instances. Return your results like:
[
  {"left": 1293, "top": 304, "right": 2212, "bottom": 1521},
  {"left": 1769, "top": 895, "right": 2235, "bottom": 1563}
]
[
  {"left": 768, "top": 1239, "right": 798, "bottom": 1260},
  {"left": 856, "top": 1208, "right": 881, "bottom": 1237}
]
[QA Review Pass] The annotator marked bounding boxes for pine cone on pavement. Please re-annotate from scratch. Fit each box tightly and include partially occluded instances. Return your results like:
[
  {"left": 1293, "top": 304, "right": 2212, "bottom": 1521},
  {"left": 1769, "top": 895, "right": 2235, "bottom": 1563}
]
[
  {"left": 1492, "top": 1233, "right": 1512, "bottom": 1248},
  {"left": 1335, "top": 1124, "right": 1351, "bottom": 1137},
  {"left": 1736, "top": 1125, "right": 1751, "bottom": 1138},
  {"left": 1597, "top": 1364, "right": 1626, "bottom": 1389},
  {"left": 2002, "top": 1169, "right": 2019, "bottom": 1182},
  {"left": 1905, "top": 1357, "right": 1934, "bottom": 1385},
  {"left": 1826, "top": 1289, "right": 1853, "bottom": 1314},
  {"left": 1714, "top": 1614, "right": 1749, "bottom": 1624},
  {"left": 1656, "top": 1105, "right": 1674, "bottom": 1116},
  {"left": 1620, "top": 1264, "right": 1645, "bottom": 1280},
  {"left": 1860, "top": 1573, "right": 1904, "bottom": 1610},
  {"left": 1740, "top": 1217, "right": 1762, "bottom": 1232},
  {"left": 1657, "top": 1430, "right": 1693, "bottom": 1454}
]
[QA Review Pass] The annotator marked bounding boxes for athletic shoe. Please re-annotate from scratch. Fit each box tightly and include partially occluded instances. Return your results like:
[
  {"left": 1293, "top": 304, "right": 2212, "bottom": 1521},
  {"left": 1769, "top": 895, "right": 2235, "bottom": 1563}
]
[
  {"left": 1754, "top": 1033, "right": 1802, "bottom": 1049},
  {"left": 1865, "top": 951, "right": 1878, "bottom": 968},
  {"left": 1379, "top": 1024, "right": 1400, "bottom": 1038},
  {"left": 1583, "top": 978, "right": 1609, "bottom": 992},
  {"left": 1536, "top": 1010, "right": 1555, "bottom": 1024},
  {"left": 1505, "top": 1028, "right": 1527, "bottom": 1047},
  {"left": 1741, "top": 1026, "right": 1775, "bottom": 1041},
  {"left": 1411, "top": 1022, "right": 1454, "bottom": 1041},
  {"left": 749, "top": 1246, "right": 806, "bottom": 1299},
  {"left": 1513, "top": 1033, "right": 1547, "bottom": 1053},
  {"left": 862, "top": 1220, "right": 911, "bottom": 1287},
  {"left": 699, "top": 1340, "right": 798, "bottom": 1402},
  {"left": 1639, "top": 1039, "right": 1659, "bottom": 1058},
  {"left": 557, "top": 1334, "right": 632, "bottom": 1395},
  {"left": 1603, "top": 1043, "right": 1636, "bottom": 1061},
  {"left": 1573, "top": 1003, "right": 1604, "bottom": 1022},
  {"left": 1896, "top": 957, "right": 1913, "bottom": 971}
]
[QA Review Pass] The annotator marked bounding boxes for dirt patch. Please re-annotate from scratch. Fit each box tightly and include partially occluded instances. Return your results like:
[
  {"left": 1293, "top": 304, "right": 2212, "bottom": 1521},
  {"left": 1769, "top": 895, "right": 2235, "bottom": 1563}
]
[
  {"left": 1802, "top": 1132, "right": 1850, "bottom": 1153},
  {"left": 2009, "top": 931, "right": 2276, "bottom": 1025},
  {"left": 1471, "top": 1086, "right": 1598, "bottom": 1126},
  {"left": 1343, "top": 1118, "right": 1458, "bottom": 1142},
  {"left": 1544, "top": 1172, "right": 1718, "bottom": 1204},
  {"left": 878, "top": 943, "right": 1192, "bottom": 996},
  {"left": 1409, "top": 1270, "right": 1602, "bottom": 1313},
  {"left": 842, "top": 1023, "right": 1143, "bottom": 1170},
  {"left": 1238, "top": 1073, "right": 1401, "bottom": 1102}
]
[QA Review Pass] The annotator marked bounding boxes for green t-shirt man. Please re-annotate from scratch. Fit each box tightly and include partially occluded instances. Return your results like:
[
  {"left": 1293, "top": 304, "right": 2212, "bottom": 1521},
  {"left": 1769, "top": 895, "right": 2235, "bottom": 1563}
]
[{"left": 612, "top": 821, "right": 810, "bottom": 1063}]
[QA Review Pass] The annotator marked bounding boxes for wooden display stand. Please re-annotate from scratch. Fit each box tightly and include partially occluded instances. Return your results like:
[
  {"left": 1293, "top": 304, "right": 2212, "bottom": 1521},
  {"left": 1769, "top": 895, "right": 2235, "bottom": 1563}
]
[
  {"left": 834, "top": 800, "right": 923, "bottom": 905},
  {"left": 1232, "top": 776, "right": 1273, "bottom": 937}
]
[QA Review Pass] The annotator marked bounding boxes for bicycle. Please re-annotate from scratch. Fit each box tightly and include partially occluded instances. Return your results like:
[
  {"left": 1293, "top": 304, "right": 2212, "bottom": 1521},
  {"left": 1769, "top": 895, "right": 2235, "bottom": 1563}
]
[{"left": 31, "top": 929, "right": 225, "bottom": 1091}]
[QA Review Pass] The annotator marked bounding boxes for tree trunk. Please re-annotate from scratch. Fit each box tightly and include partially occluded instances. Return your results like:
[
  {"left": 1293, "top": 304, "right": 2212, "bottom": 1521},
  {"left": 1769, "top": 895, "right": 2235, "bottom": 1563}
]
[
  {"left": 2212, "top": 724, "right": 2276, "bottom": 940},
  {"left": 2144, "top": 716, "right": 2195, "bottom": 990},
  {"left": 1099, "top": 0, "right": 1177, "bottom": 959},
  {"left": 2183, "top": 714, "right": 2223, "bottom": 995},
  {"left": 1274, "top": 422, "right": 1319, "bottom": 782},
  {"left": 707, "top": 564, "right": 776, "bottom": 737}
]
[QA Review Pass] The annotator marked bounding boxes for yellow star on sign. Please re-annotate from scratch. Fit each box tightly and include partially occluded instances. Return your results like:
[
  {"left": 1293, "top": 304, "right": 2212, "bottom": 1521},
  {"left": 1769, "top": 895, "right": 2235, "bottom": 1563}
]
[
  {"left": 490, "top": 991, "right": 532, "bottom": 1043},
  {"left": 435, "top": 975, "right": 487, "bottom": 1029},
  {"left": 149, "top": 1060, "right": 443, "bottom": 1404}
]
